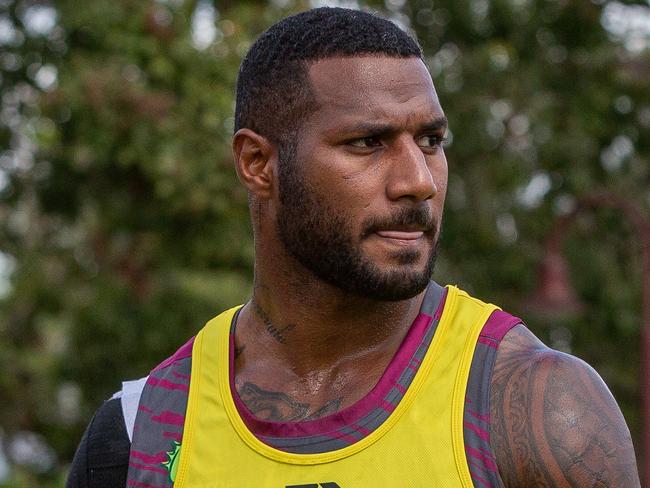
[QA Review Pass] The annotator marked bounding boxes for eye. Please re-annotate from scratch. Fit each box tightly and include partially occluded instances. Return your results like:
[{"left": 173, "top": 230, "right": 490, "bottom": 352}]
[
  {"left": 416, "top": 134, "right": 447, "bottom": 150},
  {"left": 348, "top": 136, "right": 382, "bottom": 148}
]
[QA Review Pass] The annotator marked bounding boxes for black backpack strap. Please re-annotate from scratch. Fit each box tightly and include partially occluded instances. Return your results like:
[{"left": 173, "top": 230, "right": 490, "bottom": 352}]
[{"left": 66, "top": 397, "right": 130, "bottom": 488}]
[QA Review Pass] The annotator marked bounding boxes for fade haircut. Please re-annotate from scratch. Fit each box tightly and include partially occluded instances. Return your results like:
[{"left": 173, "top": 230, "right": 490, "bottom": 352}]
[{"left": 234, "top": 7, "right": 422, "bottom": 149}]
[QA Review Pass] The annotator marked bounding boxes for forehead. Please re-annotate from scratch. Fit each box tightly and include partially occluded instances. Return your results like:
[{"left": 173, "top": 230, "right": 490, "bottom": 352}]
[{"left": 305, "top": 56, "right": 443, "bottom": 131}]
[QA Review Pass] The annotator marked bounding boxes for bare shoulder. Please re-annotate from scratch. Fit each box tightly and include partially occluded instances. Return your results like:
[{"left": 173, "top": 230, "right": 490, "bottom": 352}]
[{"left": 489, "top": 324, "right": 640, "bottom": 488}]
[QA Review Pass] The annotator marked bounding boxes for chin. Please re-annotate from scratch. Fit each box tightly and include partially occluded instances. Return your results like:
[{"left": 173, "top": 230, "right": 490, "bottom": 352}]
[
  {"left": 391, "top": 249, "right": 422, "bottom": 266},
  {"left": 339, "top": 245, "right": 437, "bottom": 301},
  {"left": 340, "top": 260, "right": 434, "bottom": 302},
  {"left": 360, "top": 272, "right": 432, "bottom": 302}
]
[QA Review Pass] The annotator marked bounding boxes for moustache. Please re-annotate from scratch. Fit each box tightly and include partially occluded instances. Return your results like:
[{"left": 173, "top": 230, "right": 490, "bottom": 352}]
[{"left": 362, "top": 206, "right": 437, "bottom": 236}]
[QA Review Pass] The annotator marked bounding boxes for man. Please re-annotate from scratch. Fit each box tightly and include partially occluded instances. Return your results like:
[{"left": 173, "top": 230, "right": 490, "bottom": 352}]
[{"left": 67, "top": 7, "right": 640, "bottom": 487}]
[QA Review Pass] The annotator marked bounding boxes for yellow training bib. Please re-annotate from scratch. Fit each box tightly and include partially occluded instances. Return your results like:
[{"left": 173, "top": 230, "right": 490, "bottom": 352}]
[{"left": 175, "top": 286, "right": 498, "bottom": 487}]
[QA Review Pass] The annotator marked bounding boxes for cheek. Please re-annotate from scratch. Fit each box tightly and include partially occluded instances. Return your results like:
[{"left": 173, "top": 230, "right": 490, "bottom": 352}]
[
  {"left": 433, "top": 155, "right": 449, "bottom": 200},
  {"left": 436, "top": 174, "right": 448, "bottom": 202},
  {"left": 311, "top": 154, "right": 384, "bottom": 207}
]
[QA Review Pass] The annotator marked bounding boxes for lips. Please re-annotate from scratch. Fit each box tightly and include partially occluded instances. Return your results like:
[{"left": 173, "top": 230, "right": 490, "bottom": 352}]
[
  {"left": 363, "top": 206, "right": 436, "bottom": 242},
  {"left": 375, "top": 230, "right": 424, "bottom": 240}
]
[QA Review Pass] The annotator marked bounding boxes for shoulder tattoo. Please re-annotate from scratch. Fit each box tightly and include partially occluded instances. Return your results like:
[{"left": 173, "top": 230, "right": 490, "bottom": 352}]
[{"left": 490, "top": 326, "right": 640, "bottom": 487}]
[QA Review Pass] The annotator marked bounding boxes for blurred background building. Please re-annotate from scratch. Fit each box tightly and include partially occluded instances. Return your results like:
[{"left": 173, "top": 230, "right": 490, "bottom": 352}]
[{"left": 0, "top": 0, "right": 648, "bottom": 485}]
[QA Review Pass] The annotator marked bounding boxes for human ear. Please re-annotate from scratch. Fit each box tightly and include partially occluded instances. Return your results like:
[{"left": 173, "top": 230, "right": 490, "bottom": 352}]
[{"left": 232, "top": 128, "right": 276, "bottom": 200}]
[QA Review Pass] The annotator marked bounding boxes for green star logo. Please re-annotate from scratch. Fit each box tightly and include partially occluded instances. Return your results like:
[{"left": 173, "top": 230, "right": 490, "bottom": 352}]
[{"left": 162, "top": 441, "right": 182, "bottom": 482}]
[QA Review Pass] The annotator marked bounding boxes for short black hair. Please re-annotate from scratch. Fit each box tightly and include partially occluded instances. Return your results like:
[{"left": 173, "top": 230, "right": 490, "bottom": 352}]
[{"left": 234, "top": 7, "right": 422, "bottom": 146}]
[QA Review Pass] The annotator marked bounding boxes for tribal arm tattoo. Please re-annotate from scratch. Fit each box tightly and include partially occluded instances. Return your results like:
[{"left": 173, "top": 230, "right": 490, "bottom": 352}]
[
  {"left": 490, "top": 326, "right": 640, "bottom": 487},
  {"left": 237, "top": 381, "right": 342, "bottom": 422}
]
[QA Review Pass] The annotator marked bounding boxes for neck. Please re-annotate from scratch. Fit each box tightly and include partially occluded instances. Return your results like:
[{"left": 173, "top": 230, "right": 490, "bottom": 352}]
[
  {"left": 238, "top": 247, "right": 426, "bottom": 368},
  {"left": 231, "top": 236, "right": 429, "bottom": 420},
  {"left": 253, "top": 277, "right": 422, "bottom": 364}
]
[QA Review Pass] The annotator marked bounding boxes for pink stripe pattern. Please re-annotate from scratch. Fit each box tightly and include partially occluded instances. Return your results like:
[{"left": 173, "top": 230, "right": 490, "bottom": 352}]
[
  {"left": 146, "top": 376, "right": 189, "bottom": 392},
  {"left": 130, "top": 450, "right": 168, "bottom": 464},
  {"left": 128, "top": 462, "right": 169, "bottom": 475},
  {"left": 151, "top": 411, "right": 184, "bottom": 426}
]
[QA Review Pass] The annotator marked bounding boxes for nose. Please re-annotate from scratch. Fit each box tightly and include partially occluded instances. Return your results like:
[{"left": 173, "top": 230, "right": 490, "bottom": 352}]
[{"left": 385, "top": 137, "right": 439, "bottom": 202}]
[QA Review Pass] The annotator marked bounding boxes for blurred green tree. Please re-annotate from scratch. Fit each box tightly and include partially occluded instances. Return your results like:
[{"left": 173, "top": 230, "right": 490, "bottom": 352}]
[{"left": 0, "top": 0, "right": 647, "bottom": 484}]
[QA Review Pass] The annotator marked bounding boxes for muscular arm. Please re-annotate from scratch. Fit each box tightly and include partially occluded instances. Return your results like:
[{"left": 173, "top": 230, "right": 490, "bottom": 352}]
[{"left": 490, "top": 325, "right": 640, "bottom": 487}]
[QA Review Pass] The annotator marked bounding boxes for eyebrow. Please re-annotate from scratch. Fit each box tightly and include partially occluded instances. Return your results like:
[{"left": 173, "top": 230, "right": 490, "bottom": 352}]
[
  {"left": 341, "top": 116, "right": 448, "bottom": 135},
  {"left": 420, "top": 116, "right": 449, "bottom": 132}
]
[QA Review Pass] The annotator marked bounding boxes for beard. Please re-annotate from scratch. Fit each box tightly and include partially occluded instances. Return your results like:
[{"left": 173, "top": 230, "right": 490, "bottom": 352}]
[{"left": 275, "top": 144, "right": 439, "bottom": 302}]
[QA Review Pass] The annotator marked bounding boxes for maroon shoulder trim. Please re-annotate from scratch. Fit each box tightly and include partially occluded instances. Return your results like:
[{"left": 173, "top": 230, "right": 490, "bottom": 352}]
[
  {"left": 463, "top": 309, "right": 524, "bottom": 488},
  {"left": 127, "top": 340, "right": 193, "bottom": 487},
  {"left": 477, "top": 310, "right": 522, "bottom": 349},
  {"left": 152, "top": 336, "right": 195, "bottom": 372}
]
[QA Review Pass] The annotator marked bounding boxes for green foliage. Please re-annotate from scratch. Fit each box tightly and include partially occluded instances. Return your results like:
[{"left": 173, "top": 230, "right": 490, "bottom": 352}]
[{"left": 0, "top": 0, "right": 648, "bottom": 484}]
